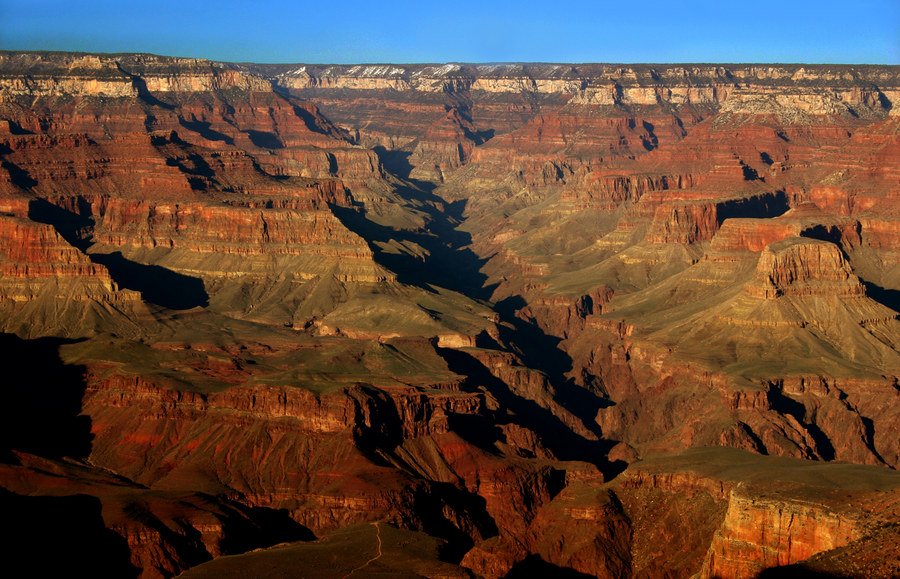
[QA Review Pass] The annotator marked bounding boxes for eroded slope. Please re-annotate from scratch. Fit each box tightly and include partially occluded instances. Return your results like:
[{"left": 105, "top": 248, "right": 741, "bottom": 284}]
[{"left": 1, "top": 53, "right": 899, "bottom": 578}]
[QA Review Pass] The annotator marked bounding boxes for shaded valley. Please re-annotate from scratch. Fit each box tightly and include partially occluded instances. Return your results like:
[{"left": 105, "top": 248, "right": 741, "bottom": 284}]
[{"left": 1, "top": 52, "right": 899, "bottom": 578}]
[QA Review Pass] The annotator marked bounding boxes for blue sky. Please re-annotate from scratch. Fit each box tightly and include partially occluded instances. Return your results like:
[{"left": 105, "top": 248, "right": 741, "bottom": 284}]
[{"left": 2, "top": 0, "right": 898, "bottom": 64}]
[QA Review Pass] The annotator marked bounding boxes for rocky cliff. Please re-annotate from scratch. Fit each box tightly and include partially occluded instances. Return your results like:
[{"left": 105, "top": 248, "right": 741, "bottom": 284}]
[{"left": 1, "top": 52, "right": 899, "bottom": 578}]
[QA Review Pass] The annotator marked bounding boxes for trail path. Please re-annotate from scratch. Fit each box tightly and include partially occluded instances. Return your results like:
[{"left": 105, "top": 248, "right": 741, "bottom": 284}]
[{"left": 341, "top": 522, "right": 383, "bottom": 578}]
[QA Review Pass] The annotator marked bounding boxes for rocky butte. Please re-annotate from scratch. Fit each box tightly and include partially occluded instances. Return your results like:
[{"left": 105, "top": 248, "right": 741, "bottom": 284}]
[{"left": 1, "top": 51, "right": 899, "bottom": 578}]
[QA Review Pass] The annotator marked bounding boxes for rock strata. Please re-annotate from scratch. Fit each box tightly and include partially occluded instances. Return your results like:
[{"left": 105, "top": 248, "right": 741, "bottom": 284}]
[{"left": 1, "top": 52, "right": 899, "bottom": 578}]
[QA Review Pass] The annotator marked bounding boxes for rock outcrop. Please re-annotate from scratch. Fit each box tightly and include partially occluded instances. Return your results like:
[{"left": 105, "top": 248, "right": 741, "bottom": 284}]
[{"left": 2, "top": 52, "right": 899, "bottom": 578}]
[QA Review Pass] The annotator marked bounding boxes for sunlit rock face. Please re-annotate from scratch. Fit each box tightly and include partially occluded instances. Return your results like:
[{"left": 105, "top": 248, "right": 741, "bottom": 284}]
[{"left": 1, "top": 52, "right": 899, "bottom": 578}]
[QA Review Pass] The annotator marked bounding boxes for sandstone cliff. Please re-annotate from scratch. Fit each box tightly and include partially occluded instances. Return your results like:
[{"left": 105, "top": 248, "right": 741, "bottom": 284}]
[{"left": 2, "top": 52, "right": 899, "bottom": 578}]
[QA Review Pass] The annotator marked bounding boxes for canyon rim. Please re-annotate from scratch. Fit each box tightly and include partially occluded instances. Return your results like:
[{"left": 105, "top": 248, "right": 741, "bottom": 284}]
[{"left": 1, "top": 51, "right": 899, "bottom": 578}]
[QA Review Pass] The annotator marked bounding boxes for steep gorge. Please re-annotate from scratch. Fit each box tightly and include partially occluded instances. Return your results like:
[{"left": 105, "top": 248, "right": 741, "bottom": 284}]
[{"left": 1, "top": 52, "right": 899, "bottom": 578}]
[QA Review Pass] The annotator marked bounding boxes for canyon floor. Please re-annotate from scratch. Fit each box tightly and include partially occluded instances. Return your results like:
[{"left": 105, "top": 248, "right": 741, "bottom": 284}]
[{"left": 1, "top": 52, "right": 899, "bottom": 578}]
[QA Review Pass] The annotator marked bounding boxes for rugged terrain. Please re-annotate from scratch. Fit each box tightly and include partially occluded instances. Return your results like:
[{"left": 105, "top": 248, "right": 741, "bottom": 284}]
[{"left": 1, "top": 51, "right": 899, "bottom": 577}]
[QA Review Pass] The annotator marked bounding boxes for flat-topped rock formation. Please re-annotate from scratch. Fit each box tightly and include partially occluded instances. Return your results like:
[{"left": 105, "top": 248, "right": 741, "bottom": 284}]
[{"left": 1, "top": 52, "right": 898, "bottom": 578}]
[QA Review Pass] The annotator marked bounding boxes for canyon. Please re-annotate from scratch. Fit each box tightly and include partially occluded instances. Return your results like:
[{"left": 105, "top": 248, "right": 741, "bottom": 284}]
[{"left": 1, "top": 51, "right": 899, "bottom": 577}]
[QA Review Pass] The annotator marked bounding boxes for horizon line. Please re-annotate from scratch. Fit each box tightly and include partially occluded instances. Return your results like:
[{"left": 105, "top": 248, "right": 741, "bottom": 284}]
[{"left": 2, "top": 49, "right": 899, "bottom": 69}]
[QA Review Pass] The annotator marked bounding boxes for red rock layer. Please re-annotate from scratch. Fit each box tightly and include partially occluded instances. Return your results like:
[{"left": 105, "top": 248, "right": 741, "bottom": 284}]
[
  {"left": 0, "top": 52, "right": 423, "bottom": 335},
  {"left": 0, "top": 213, "right": 143, "bottom": 336},
  {"left": 3, "top": 54, "right": 900, "bottom": 578},
  {"left": 78, "top": 361, "right": 603, "bottom": 566},
  {"left": 698, "top": 494, "right": 858, "bottom": 578},
  {"left": 0, "top": 451, "right": 311, "bottom": 579}
]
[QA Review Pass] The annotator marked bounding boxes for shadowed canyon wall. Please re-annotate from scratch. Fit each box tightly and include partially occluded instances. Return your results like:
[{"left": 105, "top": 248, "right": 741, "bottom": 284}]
[{"left": 1, "top": 52, "right": 899, "bottom": 577}]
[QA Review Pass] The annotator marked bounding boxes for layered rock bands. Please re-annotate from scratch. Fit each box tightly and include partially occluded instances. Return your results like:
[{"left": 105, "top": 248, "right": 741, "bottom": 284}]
[{"left": 1, "top": 52, "right": 899, "bottom": 578}]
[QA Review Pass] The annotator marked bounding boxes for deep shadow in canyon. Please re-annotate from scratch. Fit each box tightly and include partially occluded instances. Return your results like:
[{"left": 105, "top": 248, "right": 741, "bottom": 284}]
[
  {"left": 506, "top": 555, "right": 598, "bottom": 578},
  {"left": 495, "top": 294, "right": 615, "bottom": 442},
  {"left": 347, "top": 384, "right": 500, "bottom": 559},
  {"left": 437, "top": 345, "right": 623, "bottom": 480},
  {"left": 333, "top": 156, "right": 621, "bottom": 476},
  {"left": 861, "top": 280, "right": 900, "bottom": 313},
  {"left": 28, "top": 198, "right": 209, "bottom": 310},
  {"left": 90, "top": 251, "right": 210, "bottom": 310},
  {"left": 0, "top": 488, "right": 140, "bottom": 578},
  {"left": 329, "top": 190, "right": 496, "bottom": 302},
  {"left": 373, "top": 146, "right": 416, "bottom": 180},
  {"left": 0, "top": 333, "right": 92, "bottom": 461}
]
